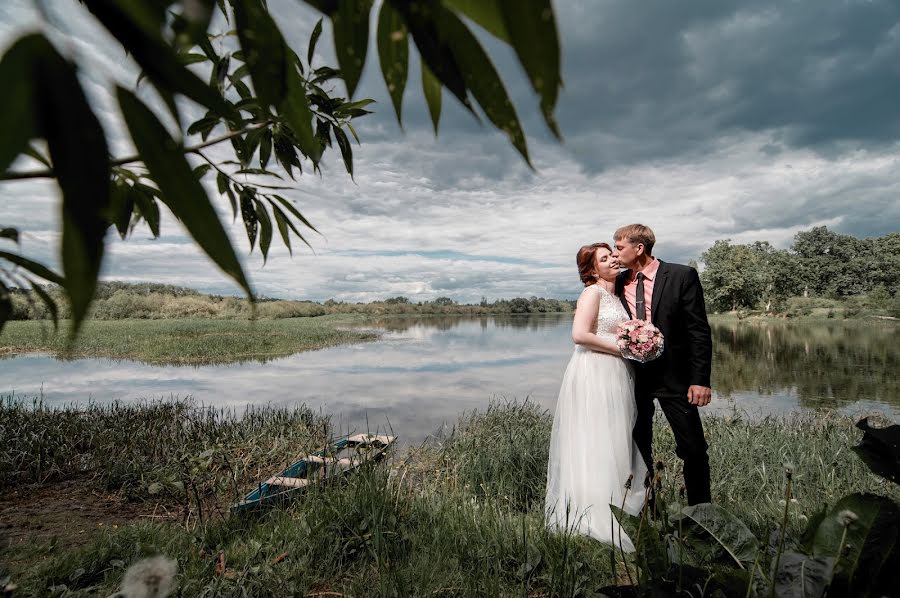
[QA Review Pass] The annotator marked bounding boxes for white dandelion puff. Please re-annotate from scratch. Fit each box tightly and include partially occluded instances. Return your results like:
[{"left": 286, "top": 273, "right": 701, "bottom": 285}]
[
  {"left": 837, "top": 509, "right": 858, "bottom": 526},
  {"left": 119, "top": 556, "right": 177, "bottom": 598}
]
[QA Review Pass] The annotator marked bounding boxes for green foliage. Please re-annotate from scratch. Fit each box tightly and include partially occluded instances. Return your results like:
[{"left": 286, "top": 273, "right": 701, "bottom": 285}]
[
  {"left": 0, "top": 0, "right": 563, "bottom": 341},
  {"left": 701, "top": 228, "right": 900, "bottom": 313},
  {"left": 603, "top": 418, "right": 900, "bottom": 597},
  {"left": 0, "top": 316, "right": 374, "bottom": 364},
  {"left": 4, "top": 401, "right": 900, "bottom": 595},
  {"left": 0, "top": 398, "right": 329, "bottom": 500}
]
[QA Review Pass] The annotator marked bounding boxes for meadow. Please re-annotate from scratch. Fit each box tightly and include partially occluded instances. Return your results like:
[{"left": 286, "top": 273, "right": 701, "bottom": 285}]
[
  {"left": 0, "top": 316, "right": 376, "bottom": 364},
  {"left": 1, "top": 399, "right": 895, "bottom": 596}
]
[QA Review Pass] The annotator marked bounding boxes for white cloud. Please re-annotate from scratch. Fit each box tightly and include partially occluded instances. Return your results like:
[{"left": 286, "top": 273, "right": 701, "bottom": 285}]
[{"left": 1, "top": 1, "right": 898, "bottom": 304}]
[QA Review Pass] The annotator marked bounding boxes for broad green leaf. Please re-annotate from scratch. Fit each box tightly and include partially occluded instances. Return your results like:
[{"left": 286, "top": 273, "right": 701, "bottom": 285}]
[
  {"left": 333, "top": 126, "right": 353, "bottom": 178},
  {"left": 498, "top": 0, "right": 562, "bottom": 139},
  {"left": 108, "top": 180, "right": 135, "bottom": 240},
  {"left": 443, "top": 0, "right": 509, "bottom": 41},
  {"left": 33, "top": 37, "right": 110, "bottom": 339},
  {"left": 307, "top": 17, "right": 324, "bottom": 66},
  {"left": 282, "top": 63, "right": 321, "bottom": 163},
  {"left": 377, "top": 1, "right": 408, "bottom": 125},
  {"left": 83, "top": 0, "right": 233, "bottom": 118},
  {"left": 0, "top": 251, "right": 65, "bottom": 285},
  {"left": 271, "top": 204, "right": 293, "bottom": 255},
  {"left": 332, "top": 0, "right": 373, "bottom": 98},
  {"left": 421, "top": 61, "right": 442, "bottom": 134},
  {"left": 0, "top": 34, "right": 38, "bottom": 175},
  {"left": 225, "top": 187, "right": 238, "bottom": 221},
  {"left": 179, "top": 52, "right": 209, "bottom": 65},
  {"left": 311, "top": 65, "right": 341, "bottom": 84},
  {"left": 273, "top": 132, "right": 300, "bottom": 179},
  {"left": 438, "top": 9, "right": 530, "bottom": 166},
  {"left": 117, "top": 87, "right": 252, "bottom": 299},
  {"left": 259, "top": 129, "right": 272, "bottom": 169},
  {"left": 193, "top": 163, "right": 213, "bottom": 179},
  {"left": 253, "top": 198, "right": 273, "bottom": 263},
  {"left": 852, "top": 417, "right": 900, "bottom": 485},
  {"left": 187, "top": 115, "right": 220, "bottom": 139},
  {"left": 131, "top": 185, "right": 161, "bottom": 237},
  {"left": 271, "top": 195, "right": 319, "bottom": 234},
  {"left": 272, "top": 202, "right": 313, "bottom": 250},
  {"left": 233, "top": 0, "right": 287, "bottom": 110},
  {"left": 811, "top": 492, "right": 900, "bottom": 596},
  {"left": 772, "top": 552, "right": 834, "bottom": 598},
  {"left": 240, "top": 189, "right": 258, "bottom": 251},
  {"left": 680, "top": 503, "right": 759, "bottom": 567},
  {"left": 391, "top": 1, "right": 472, "bottom": 112},
  {"left": 610, "top": 504, "right": 668, "bottom": 582}
]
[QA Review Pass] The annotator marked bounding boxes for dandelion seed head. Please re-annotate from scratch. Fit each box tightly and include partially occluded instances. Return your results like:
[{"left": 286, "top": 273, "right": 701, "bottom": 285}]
[
  {"left": 837, "top": 509, "right": 858, "bottom": 526},
  {"left": 120, "top": 556, "right": 177, "bottom": 598}
]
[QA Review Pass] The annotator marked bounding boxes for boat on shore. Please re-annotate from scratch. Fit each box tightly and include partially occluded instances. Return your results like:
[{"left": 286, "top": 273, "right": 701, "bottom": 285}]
[{"left": 232, "top": 432, "right": 396, "bottom": 511}]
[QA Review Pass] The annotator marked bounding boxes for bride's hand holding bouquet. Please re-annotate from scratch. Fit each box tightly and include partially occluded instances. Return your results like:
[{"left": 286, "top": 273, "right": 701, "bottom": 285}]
[{"left": 616, "top": 320, "right": 664, "bottom": 363}]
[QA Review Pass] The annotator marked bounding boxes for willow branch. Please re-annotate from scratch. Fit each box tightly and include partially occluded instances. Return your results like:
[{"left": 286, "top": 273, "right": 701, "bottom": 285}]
[{"left": 0, "top": 122, "right": 271, "bottom": 181}]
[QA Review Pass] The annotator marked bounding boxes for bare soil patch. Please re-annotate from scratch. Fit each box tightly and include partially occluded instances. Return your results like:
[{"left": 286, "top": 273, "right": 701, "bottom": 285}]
[{"left": 0, "top": 479, "right": 176, "bottom": 556}]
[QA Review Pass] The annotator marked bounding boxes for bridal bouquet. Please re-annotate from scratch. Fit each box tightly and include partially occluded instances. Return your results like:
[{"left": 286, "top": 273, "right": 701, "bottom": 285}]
[{"left": 616, "top": 320, "right": 665, "bottom": 363}]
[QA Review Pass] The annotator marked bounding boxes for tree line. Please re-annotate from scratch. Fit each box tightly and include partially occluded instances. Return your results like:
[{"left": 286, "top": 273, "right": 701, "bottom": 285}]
[
  {"left": 700, "top": 226, "right": 899, "bottom": 313},
  {"left": 6, "top": 282, "right": 574, "bottom": 321}
]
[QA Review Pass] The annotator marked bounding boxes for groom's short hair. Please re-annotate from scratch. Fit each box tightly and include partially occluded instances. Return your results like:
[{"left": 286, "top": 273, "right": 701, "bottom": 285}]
[{"left": 614, "top": 224, "right": 656, "bottom": 254}]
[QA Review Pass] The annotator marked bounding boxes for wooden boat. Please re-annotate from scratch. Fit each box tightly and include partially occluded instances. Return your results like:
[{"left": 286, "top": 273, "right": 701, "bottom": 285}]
[{"left": 232, "top": 433, "right": 396, "bottom": 512}]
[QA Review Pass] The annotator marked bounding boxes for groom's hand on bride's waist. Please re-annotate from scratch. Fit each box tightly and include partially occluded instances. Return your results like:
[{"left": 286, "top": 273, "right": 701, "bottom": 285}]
[{"left": 687, "top": 385, "right": 712, "bottom": 407}]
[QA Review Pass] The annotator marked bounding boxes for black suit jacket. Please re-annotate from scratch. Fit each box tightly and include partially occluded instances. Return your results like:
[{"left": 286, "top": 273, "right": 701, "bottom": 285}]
[{"left": 615, "top": 261, "right": 712, "bottom": 399}]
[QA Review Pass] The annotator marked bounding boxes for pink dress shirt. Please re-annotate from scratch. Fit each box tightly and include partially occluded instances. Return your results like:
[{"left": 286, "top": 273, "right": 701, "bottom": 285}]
[{"left": 623, "top": 258, "right": 660, "bottom": 322}]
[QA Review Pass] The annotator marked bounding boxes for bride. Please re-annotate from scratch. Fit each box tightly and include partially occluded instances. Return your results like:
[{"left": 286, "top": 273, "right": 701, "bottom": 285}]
[{"left": 545, "top": 242, "right": 648, "bottom": 551}]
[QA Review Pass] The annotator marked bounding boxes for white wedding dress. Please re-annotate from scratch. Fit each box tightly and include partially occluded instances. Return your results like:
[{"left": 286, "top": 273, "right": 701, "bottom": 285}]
[{"left": 545, "top": 284, "right": 648, "bottom": 551}]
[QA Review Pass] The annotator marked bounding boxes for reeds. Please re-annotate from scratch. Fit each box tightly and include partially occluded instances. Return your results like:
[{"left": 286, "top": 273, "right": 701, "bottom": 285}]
[{"left": 3, "top": 399, "right": 897, "bottom": 596}]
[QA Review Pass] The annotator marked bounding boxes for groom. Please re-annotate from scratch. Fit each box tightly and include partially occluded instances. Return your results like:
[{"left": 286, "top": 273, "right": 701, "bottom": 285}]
[{"left": 612, "top": 224, "right": 713, "bottom": 505}]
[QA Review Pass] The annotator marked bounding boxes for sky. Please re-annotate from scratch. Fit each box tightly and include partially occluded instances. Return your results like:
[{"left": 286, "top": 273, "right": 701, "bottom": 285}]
[{"left": 2, "top": 0, "right": 899, "bottom": 303}]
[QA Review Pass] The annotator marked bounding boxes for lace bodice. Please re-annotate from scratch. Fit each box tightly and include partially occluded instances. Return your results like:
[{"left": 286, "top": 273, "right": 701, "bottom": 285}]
[{"left": 589, "top": 284, "right": 629, "bottom": 337}]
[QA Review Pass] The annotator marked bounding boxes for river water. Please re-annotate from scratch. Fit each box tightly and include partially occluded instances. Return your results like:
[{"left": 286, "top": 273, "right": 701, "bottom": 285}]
[{"left": 1, "top": 315, "right": 896, "bottom": 443}]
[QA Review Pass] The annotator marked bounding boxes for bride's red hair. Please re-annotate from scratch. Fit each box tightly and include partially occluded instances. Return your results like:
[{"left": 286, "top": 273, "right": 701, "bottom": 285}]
[{"left": 576, "top": 243, "right": 612, "bottom": 287}]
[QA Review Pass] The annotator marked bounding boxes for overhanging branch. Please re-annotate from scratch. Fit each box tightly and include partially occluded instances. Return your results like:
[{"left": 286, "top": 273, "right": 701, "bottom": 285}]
[{"left": 0, "top": 122, "right": 271, "bottom": 182}]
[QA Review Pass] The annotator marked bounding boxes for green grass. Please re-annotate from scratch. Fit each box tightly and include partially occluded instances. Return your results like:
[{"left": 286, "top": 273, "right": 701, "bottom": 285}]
[
  {"left": 0, "top": 316, "right": 376, "bottom": 364},
  {"left": 2, "top": 399, "right": 896, "bottom": 596}
]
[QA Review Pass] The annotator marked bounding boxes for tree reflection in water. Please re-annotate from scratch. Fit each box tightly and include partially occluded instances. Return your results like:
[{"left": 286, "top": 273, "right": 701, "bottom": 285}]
[
  {"left": 368, "top": 314, "right": 572, "bottom": 333},
  {"left": 712, "top": 320, "right": 899, "bottom": 409}
]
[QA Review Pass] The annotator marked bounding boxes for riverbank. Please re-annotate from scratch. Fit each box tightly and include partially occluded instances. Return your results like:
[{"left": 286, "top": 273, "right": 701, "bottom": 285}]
[
  {"left": 0, "top": 316, "right": 377, "bottom": 364},
  {"left": 708, "top": 295, "right": 900, "bottom": 322},
  {"left": 1, "top": 399, "right": 895, "bottom": 596}
]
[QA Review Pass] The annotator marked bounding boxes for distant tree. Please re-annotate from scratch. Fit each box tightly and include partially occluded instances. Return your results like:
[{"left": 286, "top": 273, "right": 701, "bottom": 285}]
[
  {"left": 872, "top": 233, "right": 900, "bottom": 295},
  {"left": 508, "top": 297, "right": 530, "bottom": 314},
  {"left": 700, "top": 240, "right": 764, "bottom": 311},
  {"left": 432, "top": 296, "right": 455, "bottom": 306},
  {"left": 792, "top": 227, "right": 875, "bottom": 297},
  {"left": 384, "top": 296, "right": 410, "bottom": 304},
  {"left": 748, "top": 241, "right": 797, "bottom": 312}
]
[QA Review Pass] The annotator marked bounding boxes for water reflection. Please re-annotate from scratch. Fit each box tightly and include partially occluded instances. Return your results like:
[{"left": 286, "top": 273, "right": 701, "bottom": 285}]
[
  {"left": 0, "top": 316, "right": 896, "bottom": 443},
  {"left": 712, "top": 320, "right": 899, "bottom": 410}
]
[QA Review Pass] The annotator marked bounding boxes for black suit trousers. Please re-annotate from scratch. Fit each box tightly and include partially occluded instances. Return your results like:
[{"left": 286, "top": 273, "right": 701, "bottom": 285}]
[{"left": 634, "top": 392, "right": 711, "bottom": 505}]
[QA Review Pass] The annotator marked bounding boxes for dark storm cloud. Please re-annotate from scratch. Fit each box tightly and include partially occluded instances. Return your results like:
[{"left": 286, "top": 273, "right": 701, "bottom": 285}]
[{"left": 554, "top": 0, "right": 900, "bottom": 169}]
